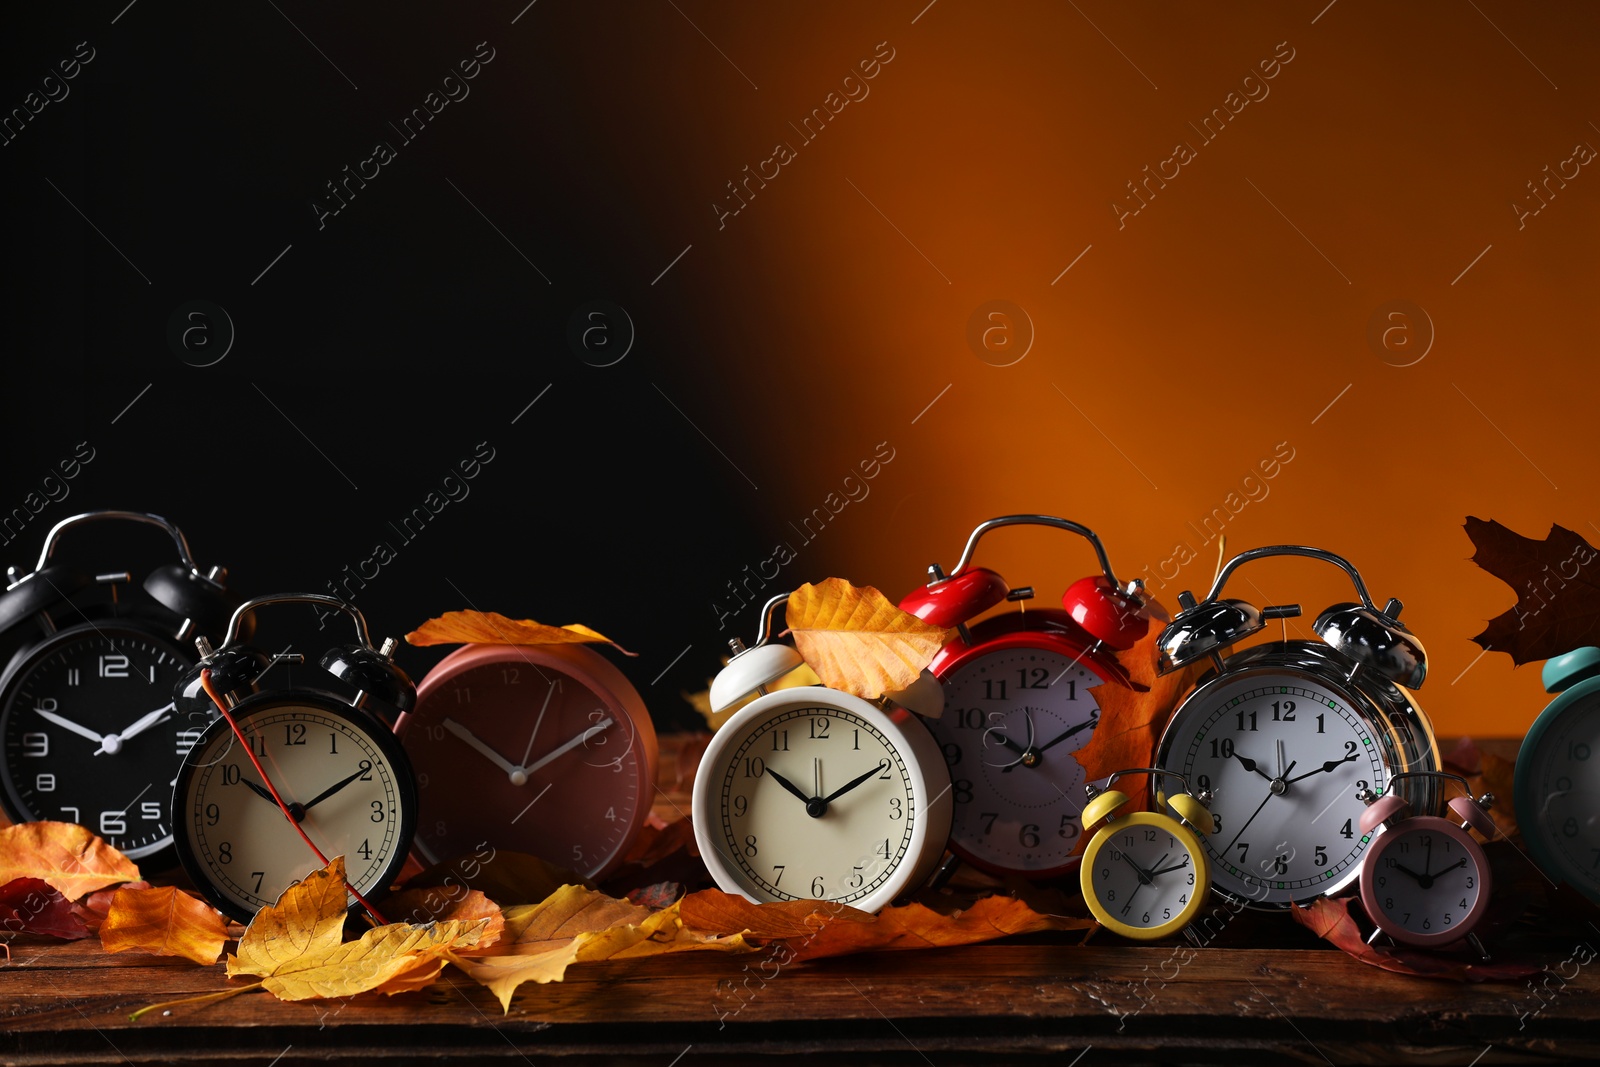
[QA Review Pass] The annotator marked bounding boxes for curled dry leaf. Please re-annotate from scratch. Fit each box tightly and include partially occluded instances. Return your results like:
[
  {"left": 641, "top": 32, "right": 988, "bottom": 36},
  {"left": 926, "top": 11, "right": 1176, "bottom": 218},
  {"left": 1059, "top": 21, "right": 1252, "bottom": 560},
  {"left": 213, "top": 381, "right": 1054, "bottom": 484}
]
[
  {"left": 785, "top": 578, "right": 949, "bottom": 699},
  {"left": 0, "top": 877, "right": 89, "bottom": 940},
  {"left": 1465, "top": 517, "right": 1600, "bottom": 665},
  {"left": 1289, "top": 895, "right": 1543, "bottom": 981},
  {"left": 227, "top": 857, "right": 490, "bottom": 1001},
  {"left": 449, "top": 883, "right": 754, "bottom": 1011},
  {"left": 384, "top": 887, "right": 504, "bottom": 949},
  {"left": 74, "top": 880, "right": 151, "bottom": 934},
  {"left": 407, "top": 610, "right": 635, "bottom": 655},
  {"left": 0, "top": 821, "right": 140, "bottom": 901},
  {"left": 101, "top": 885, "right": 229, "bottom": 965}
]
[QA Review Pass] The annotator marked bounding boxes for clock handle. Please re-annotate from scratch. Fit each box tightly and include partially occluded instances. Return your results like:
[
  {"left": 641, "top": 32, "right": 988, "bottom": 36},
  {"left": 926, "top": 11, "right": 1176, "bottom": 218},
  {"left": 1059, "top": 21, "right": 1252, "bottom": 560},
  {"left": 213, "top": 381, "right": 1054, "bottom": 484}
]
[
  {"left": 1185, "top": 545, "right": 1379, "bottom": 613},
  {"left": 944, "top": 514, "right": 1122, "bottom": 588},
  {"left": 222, "top": 592, "right": 377, "bottom": 650},
  {"left": 33, "top": 509, "right": 205, "bottom": 574}
]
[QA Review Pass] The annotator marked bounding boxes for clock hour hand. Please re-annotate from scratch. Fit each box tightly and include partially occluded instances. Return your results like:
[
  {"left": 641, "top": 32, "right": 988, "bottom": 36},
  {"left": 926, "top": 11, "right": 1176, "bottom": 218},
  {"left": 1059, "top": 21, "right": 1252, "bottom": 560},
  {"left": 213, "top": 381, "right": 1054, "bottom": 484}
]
[
  {"left": 1149, "top": 858, "right": 1191, "bottom": 878},
  {"left": 522, "top": 718, "right": 614, "bottom": 776},
  {"left": 33, "top": 708, "right": 106, "bottom": 746},
  {"left": 240, "top": 777, "right": 278, "bottom": 805},
  {"left": 93, "top": 702, "right": 176, "bottom": 755},
  {"left": 1285, "top": 754, "right": 1358, "bottom": 784},
  {"left": 1230, "top": 750, "right": 1274, "bottom": 782},
  {"left": 765, "top": 767, "right": 813, "bottom": 806},
  {"left": 301, "top": 767, "right": 367, "bottom": 812},
  {"left": 442, "top": 717, "right": 521, "bottom": 781},
  {"left": 1035, "top": 715, "right": 1099, "bottom": 755},
  {"left": 1118, "top": 851, "right": 1153, "bottom": 885},
  {"left": 823, "top": 762, "right": 886, "bottom": 805}
]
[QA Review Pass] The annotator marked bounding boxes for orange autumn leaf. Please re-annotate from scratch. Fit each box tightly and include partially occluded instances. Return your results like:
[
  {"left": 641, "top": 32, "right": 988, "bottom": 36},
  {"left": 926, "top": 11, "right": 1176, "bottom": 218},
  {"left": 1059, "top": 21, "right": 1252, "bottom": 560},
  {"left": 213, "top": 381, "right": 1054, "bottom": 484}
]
[
  {"left": 0, "top": 821, "right": 140, "bottom": 901},
  {"left": 406, "top": 610, "right": 635, "bottom": 655},
  {"left": 1289, "top": 895, "right": 1541, "bottom": 981},
  {"left": 384, "top": 887, "right": 504, "bottom": 949},
  {"left": 785, "top": 578, "right": 949, "bottom": 699},
  {"left": 100, "top": 885, "right": 229, "bottom": 965},
  {"left": 1465, "top": 517, "right": 1600, "bottom": 666}
]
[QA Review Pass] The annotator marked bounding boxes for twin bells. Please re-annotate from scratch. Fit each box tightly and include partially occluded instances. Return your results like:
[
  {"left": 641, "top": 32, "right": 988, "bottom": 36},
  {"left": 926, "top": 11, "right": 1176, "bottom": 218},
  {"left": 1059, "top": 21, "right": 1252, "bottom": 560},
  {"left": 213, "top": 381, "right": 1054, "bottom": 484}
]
[{"left": 1083, "top": 768, "right": 1213, "bottom": 836}]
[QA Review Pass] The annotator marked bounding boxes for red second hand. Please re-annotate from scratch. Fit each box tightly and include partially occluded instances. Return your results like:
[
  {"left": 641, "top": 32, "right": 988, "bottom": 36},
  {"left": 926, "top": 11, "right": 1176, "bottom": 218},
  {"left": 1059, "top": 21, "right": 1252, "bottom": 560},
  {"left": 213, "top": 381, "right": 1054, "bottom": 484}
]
[{"left": 200, "top": 669, "right": 388, "bottom": 925}]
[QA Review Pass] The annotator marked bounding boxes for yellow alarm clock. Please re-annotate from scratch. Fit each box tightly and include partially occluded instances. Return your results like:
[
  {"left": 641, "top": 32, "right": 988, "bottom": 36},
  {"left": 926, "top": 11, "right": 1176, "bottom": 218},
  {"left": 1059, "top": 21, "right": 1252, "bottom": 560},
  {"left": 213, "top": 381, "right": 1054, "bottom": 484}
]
[{"left": 1079, "top": 768, "right": 1212, "bottom": 940}]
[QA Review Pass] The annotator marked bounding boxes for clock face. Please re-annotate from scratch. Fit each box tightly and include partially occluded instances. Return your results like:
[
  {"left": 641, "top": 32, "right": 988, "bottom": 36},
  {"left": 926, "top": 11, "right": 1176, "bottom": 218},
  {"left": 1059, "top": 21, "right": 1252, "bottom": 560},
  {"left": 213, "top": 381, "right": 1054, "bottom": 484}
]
[
  {"left": 1158, "top": 669, "right": 1390, "bottom": 905},
  {"left": 402, "top": 655, "right": 650, "bottom": 878},
  {"left": 1083, "top": 812, "right": 1205, "bottom": 937},
  {"left": 1362, "top": 819, "right": 1486, "bottom": 944},
  {"left": 709, "top": 703, "right": 919, "bottom": 906},
  {"left": 929, "top": 645, "right": 1104, "bottom": 874},
  {"left": 0, "top": 626, "right": 202, "bottom": 858},
  {"left": 176, "top": 698, "right": 414, "bottom": 918},
  {"left": 1515, "top": 690, "right": 1600, "bottom": 902}
]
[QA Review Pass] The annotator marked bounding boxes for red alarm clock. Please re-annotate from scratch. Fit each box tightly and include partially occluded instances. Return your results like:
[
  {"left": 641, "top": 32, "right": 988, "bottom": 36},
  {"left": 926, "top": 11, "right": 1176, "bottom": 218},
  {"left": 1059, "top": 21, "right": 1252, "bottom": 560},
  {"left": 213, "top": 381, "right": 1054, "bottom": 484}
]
[{"left": 900, "top": 514, "right": 1158, "bottom": 878}]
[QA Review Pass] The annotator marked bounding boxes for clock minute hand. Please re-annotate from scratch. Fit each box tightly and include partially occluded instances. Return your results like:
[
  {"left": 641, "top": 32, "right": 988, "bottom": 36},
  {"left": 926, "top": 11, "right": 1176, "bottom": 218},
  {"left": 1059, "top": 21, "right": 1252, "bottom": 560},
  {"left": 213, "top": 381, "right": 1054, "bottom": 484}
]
[
  {"left": 823, "top": 763, "right": 885, "bottom": 805},
  {"left": 1285, "top": 754, "right": 1358, "bottom": 784},
  {"left": 442, "top": 717, "right": 519, "bottom": 778},
  {"left": 34, "top": 708, "right": 106, "bottom": 746},
  {"left": 1036, "top": 716, "right": 1099, "bottom": 755},
  {"left": 301, "top": 767, "right": 367, "bottom": 812},
  {"left": 522, "top": 718, "right": 614, "bottom": 776},
  {"left": 94, "top": 702, "right": 176, "bottom": 755}
]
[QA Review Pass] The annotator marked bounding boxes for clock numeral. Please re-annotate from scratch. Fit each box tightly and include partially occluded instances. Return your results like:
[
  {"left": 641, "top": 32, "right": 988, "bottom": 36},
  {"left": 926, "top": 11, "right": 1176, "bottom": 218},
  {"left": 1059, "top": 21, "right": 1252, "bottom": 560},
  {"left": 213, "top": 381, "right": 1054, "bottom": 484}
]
[
  {"left": 59, "top": 806, "right": 79, "bottom": 823},
  {"left": 1236, "top": 842, "right": 1250, "bottom": 863},
  {"left": 982, "top": 680, "right": 1007, "bottom": 700},
  {"left": 1465, "top": 875, "right": 1474, "bottom": 889},
  {"left": 809, "top": 718, "right": 829, "bottom": 740},
  {"left": 435, "top": 820, "right": 447, "bottom": 837},
  {"left": 1016, "top": 667, "right": 1049, "bottom": 689},
  {"left": 1273, "top": 853, "right": 1288, "bottom": 875},
  {"left": 371, "top": 801, "right": 385, "bottom": 823},
  {"left": 1339, "top": 819, "right": 1354, "bottom": 840},
  {"left": 359, "top": 839, "right": 373, "bottom": 860},
  {"left": 1271, "top": 700, "right": 1296, "bottom": 721},
  {"left": 771, "top": 730, "right": 789, "bottom": 752},
  {"left": 732, "top": 795, "right": 748, "bottom": 817},
  {"left": 175, "top": 729, "right": 203, "bottom": 755},
  {"left": 1570, "top": 742, "right": 1592, "bottom": 761},
  {"left": 34, "top": 773, "right": 55, "bottom": 792},
  {"left": 572, "top": 845, "right": 584, "bottom": 864},
  {"left": 1556, "top": 776, "right": 1573, "bottom": 793},
  {"left": 1212, "top": 814, "right": 1222, "bottom": 834},
  {"left": 605, "top": 807, "right": 617, "bottom": 822},
  {"left": 771, "top": 865, "right": 785, "bottom": 887},
  {"left": 876, "top": 758, "right": 892, "bottom": 780},
  {"left": 501, "top": 668, "right": 520, "bottom": 685},
  {"left": 1564, "top": 817, "right": 1581, "bottom": 838},
  {"left": 1344, "top": 740, "right": 1358, "bottom": 758},
  {"left": 1236, "top": 709, "right": 1258, "bottom": 732},
  {"left": 21, "top": 733, "right": 48, "bottom": 758},
  {"left": 811, "top": 875, "right": 825, "bottom": 898},
  {"left": 283, "top": 723, "right": 306, "bottom": 747},
  {"left": 426, "top": 724, "right": 445, "bottom": 742},
  {"left": 1315, "top": 713, "right": 1326, "bottom": 734},
  {"left": 251, "top": 871, "right": 265, "bottom": 894},
  {"left": 141, "top": 802, "right": 160, "bottom": 821},
  {"left": 99, "top": 811, "right": 126, "bottom": 836},
  {"left": 1314, "top": 845, "right": 1327, "bottom": 867},
  {"left": 358, "top": 759, "right": 373, "bottom": 781},
  {"left": 743, "top": 835, "right": 758, "bottom": 856},
  {"left": 953, "top": 779, "right": 973, "bottom": 804},
  {"left": 329, "top": 733, "right": 339, "bottom": 755},
  {"left": 222, "top": 764, "right": 242, "bottom": 786},
  {"left": 417, "top": 772, "right": 430, "bottom": 788},
  {"left": 888, "top": 797, "right": 903, "bottom": 820},
  {"left": 941, "top": 742, "right": 962, "bottom": 766},
  {"left": 35, "top": 697, "right": 59, "bottom": 713},
  {"left": 980, "top": 811, "right": 998, "bottom": 834},
  {"left": 1058, "top": 815, "right": 1080, "bottom": 840},
  {"left": 1064, "top": 680, "right": 1077, "bottom": 700},
  {"left": 849, "top": 866, "right": 865, "bottom": 889},
  {"left": 853, "top": 729, "right": 860, "bottom": 751},
  {"left": 98, "top": 653, "right": 129, "bottom": 678},
  {"left": 1143, "top": 829, "right": 1157, "bottom": 842},
  {"left": 1196, "top": 774, "right": 1211, "bottom": 792},
  {"left": 67, "top": 668, "right": 80, "bottom": 686},
  {"left": 205, "top": 803, "right": 220, "bottom": 826},
  {"left": 1209, "top": 738, "right": 1235, "bottom": 759},
  {"left": 252, "top": 734, "right": 267, "bottom": 757},
  {"left": 1019, "top": 824, "right": 1040, "bottom": 848},
  {"left": 455, "top": 687, "right": 472, "bottom": 704},
  {"left": 741, "top": 757, "right": 765, "bottom": 779},
  {"left": 217, "top": 842, "right": 232, "bottom": 864},
  {"left": 956, "top": 708, "right": 985, "bottom": 729}
]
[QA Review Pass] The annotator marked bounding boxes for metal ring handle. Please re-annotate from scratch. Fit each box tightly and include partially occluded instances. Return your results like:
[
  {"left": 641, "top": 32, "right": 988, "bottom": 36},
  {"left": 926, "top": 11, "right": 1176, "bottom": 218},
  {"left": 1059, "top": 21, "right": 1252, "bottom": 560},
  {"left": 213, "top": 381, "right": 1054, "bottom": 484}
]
[
  {"left": 749, "top": 591, "right": 791, "bottom": 648},
  {"left": 944, "top": 514, "right": 1120, "bottom": 588},
  {"left": 222, "top": 593, "right": 375, "bottom": 650},
  {"left": 1195, "top": 545, "right": 1376, "bottom": 612},
  {"left": 35, "top": 510, "right": 202, "bottom": 575},
  {"left": 1093, "top": 767, "right": 1193, "bottom": 794},
  {"left": 1381, "top": 770, "right": 1472, "bottom": 797}
]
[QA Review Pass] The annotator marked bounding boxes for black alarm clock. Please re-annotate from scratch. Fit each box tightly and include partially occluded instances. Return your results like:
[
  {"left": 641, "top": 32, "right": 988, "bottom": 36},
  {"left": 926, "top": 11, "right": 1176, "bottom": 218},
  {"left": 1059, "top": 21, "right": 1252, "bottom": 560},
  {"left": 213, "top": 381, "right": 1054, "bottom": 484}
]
[{"left": 0, "top": 511, "right": 239, "bottom": 860}]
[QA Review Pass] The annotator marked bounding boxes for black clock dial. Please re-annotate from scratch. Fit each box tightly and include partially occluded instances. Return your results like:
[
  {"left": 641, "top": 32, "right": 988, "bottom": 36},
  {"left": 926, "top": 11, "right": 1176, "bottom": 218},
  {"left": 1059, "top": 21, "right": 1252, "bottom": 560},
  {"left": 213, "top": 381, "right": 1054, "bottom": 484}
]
[{"left": 0, "top": 626, "right": 203, "bottom": 858}]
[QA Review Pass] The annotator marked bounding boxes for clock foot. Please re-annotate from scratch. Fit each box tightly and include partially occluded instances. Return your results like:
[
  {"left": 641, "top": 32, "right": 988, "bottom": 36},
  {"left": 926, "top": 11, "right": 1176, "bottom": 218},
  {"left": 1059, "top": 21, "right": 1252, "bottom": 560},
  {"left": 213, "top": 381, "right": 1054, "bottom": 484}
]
[
  {"left": 1468, "top": 933, "right": 1491, "bottom": 962},
  {"left": 927, "top": 852, "right": 962, "bottom": 891}
]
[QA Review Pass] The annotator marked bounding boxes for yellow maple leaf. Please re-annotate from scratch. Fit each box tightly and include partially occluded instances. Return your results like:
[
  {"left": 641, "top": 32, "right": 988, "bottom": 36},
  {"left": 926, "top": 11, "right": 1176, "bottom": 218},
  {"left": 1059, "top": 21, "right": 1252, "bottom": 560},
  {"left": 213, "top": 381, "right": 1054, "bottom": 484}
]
[
  {"left": 784, "top": 578, "right": 949, "bottom": 699},
  {"left": 100, "top": 885, "right": 229, "bottom": 965},
  {"left": 406, "top": 610, "right": 634, "bottom": 655},
  {"left": 449, "top": 883, "right": 754, "bottom": 1011},
  {"left": 0, "top": 821, "right": 140, "bottom": 901},
  {"left": 226, "top": 857, "right": 490, "bottom": 1001}
]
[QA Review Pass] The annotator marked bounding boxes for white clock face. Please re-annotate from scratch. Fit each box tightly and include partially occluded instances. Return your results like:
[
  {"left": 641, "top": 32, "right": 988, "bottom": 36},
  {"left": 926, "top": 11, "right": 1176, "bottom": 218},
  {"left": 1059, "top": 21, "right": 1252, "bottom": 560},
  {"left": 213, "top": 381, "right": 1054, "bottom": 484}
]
[
  {"left": 1087, "top": 819, "right": 1201, "bottom": 931},
  {"left": 1160, "top": 671, "right": 1389, "bottom": 904},
  {"left": 929, "top": 647, "right": 1103, "bottom": 873},
  {"left": 1367, "top": 824, "right": 1484, "bottom": 937},
  {"left": 1521, "top": 692, "right": 1600, "bottom": 899},
  {"left": 180, "top": 702, "right": 411, "bottom": 916},
  {"left": 712, "top": 704, "right": 918, "bottom": 905}
]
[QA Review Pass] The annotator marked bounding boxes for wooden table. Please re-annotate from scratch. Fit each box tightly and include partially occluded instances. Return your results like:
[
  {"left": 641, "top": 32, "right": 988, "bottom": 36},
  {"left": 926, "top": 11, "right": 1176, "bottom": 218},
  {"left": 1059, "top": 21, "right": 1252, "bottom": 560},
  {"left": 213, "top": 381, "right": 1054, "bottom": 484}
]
[{"left": 3, "top": 736, "right": 1597, "bottom": 1065}]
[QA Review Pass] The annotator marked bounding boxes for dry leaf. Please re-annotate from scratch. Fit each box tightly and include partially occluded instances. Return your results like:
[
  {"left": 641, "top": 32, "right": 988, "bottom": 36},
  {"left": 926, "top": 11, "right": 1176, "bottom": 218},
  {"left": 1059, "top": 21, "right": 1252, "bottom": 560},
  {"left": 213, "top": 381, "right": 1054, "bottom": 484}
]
[
  {"left": 684, "top": 661, "right": 822, "bottom": 731},
  {"left": 0, "top": 877, "right": 89, "bottom": 940},
  {"left": 407, "top": 610, "right": 635, "bottom": 656},
  {"left": 1289, "top": 896, "right": 1542, "bottom": 981},
  {"left": 1465, "top": 517, "right": 1600, "bottom": 666},
  {"left": 384, "top": 887, "right": 504, "bottom": 949},
  {"left": 0, "top": 821, "right": 140, "bottom": 901},
  {"left": 74, "top": 880, "right": 151, "bottom": 934},
  {"left": 1074, "top": 610, "right": 1204, "bottom": 813},
  {"left": 450, "top": 883, "right": 754, "bottom": 1010},
  {"left": 100, "top": 885, "right": 229, "bottom": 965},
  {"left": 228, "top": 857, "right": 490, "bottom": 1001},
  {"left": 785, "top": 578, "right": 949, "bottom": 699}
]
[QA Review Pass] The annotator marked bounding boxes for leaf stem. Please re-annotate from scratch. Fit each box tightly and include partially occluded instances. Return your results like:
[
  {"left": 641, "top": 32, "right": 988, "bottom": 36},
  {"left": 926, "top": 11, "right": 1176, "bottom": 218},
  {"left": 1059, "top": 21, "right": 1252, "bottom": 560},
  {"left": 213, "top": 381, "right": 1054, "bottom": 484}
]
[{"left": 128, "top": 981, "right": 263, "bottom": 1022}]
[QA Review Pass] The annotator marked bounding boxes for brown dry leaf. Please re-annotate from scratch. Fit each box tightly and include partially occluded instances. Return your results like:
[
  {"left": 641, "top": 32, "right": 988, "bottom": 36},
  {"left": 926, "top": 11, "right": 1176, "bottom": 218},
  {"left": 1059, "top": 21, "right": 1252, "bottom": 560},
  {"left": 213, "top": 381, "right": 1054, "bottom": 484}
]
[
  {"left": 101, "top": 885, "right": 229, "bottom": 965},
  {"left": 450, "top": 883, "right": 754, "bottom": 1011},
  {"left": 1465, "top": 517, "right": 1600, "bottom": 666},
  {"left": 74, "top": 880, "right": 151, "bottom": 934},
  {"left": 685, "top": 661, "right": 823, "bottom": 731},
  {"left": 383, "top": 887, "right": 504, "bottom": 949},
  {"left": 0, "top": 877, "right": 89, "bottom": 940},
  {"left": 228, "top": 857, "right": 490, "bottom": 1001},
  {"left": 0, "top": 821, "right": 140, "bottom": 901},
  {"left": 407, "top": 610, "right": 635, "bottom": 655},
  {"left": 785, "top": 578, "right": 949, "bottom": 699},
  {"left": 1289, "top": 896, "right": 1542, "bottom": 981},
  {"left": 1074, "top": 608, "right": 1204, "bottom": 813}
]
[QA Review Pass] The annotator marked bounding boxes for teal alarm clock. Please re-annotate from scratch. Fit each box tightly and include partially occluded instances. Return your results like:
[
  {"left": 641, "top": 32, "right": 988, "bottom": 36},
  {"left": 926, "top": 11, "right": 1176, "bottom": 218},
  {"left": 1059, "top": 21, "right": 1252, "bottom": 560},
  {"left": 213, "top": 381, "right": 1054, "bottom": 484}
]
[{"left": 1514, "top": 647, "right": 1600, "bottom": 905}]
